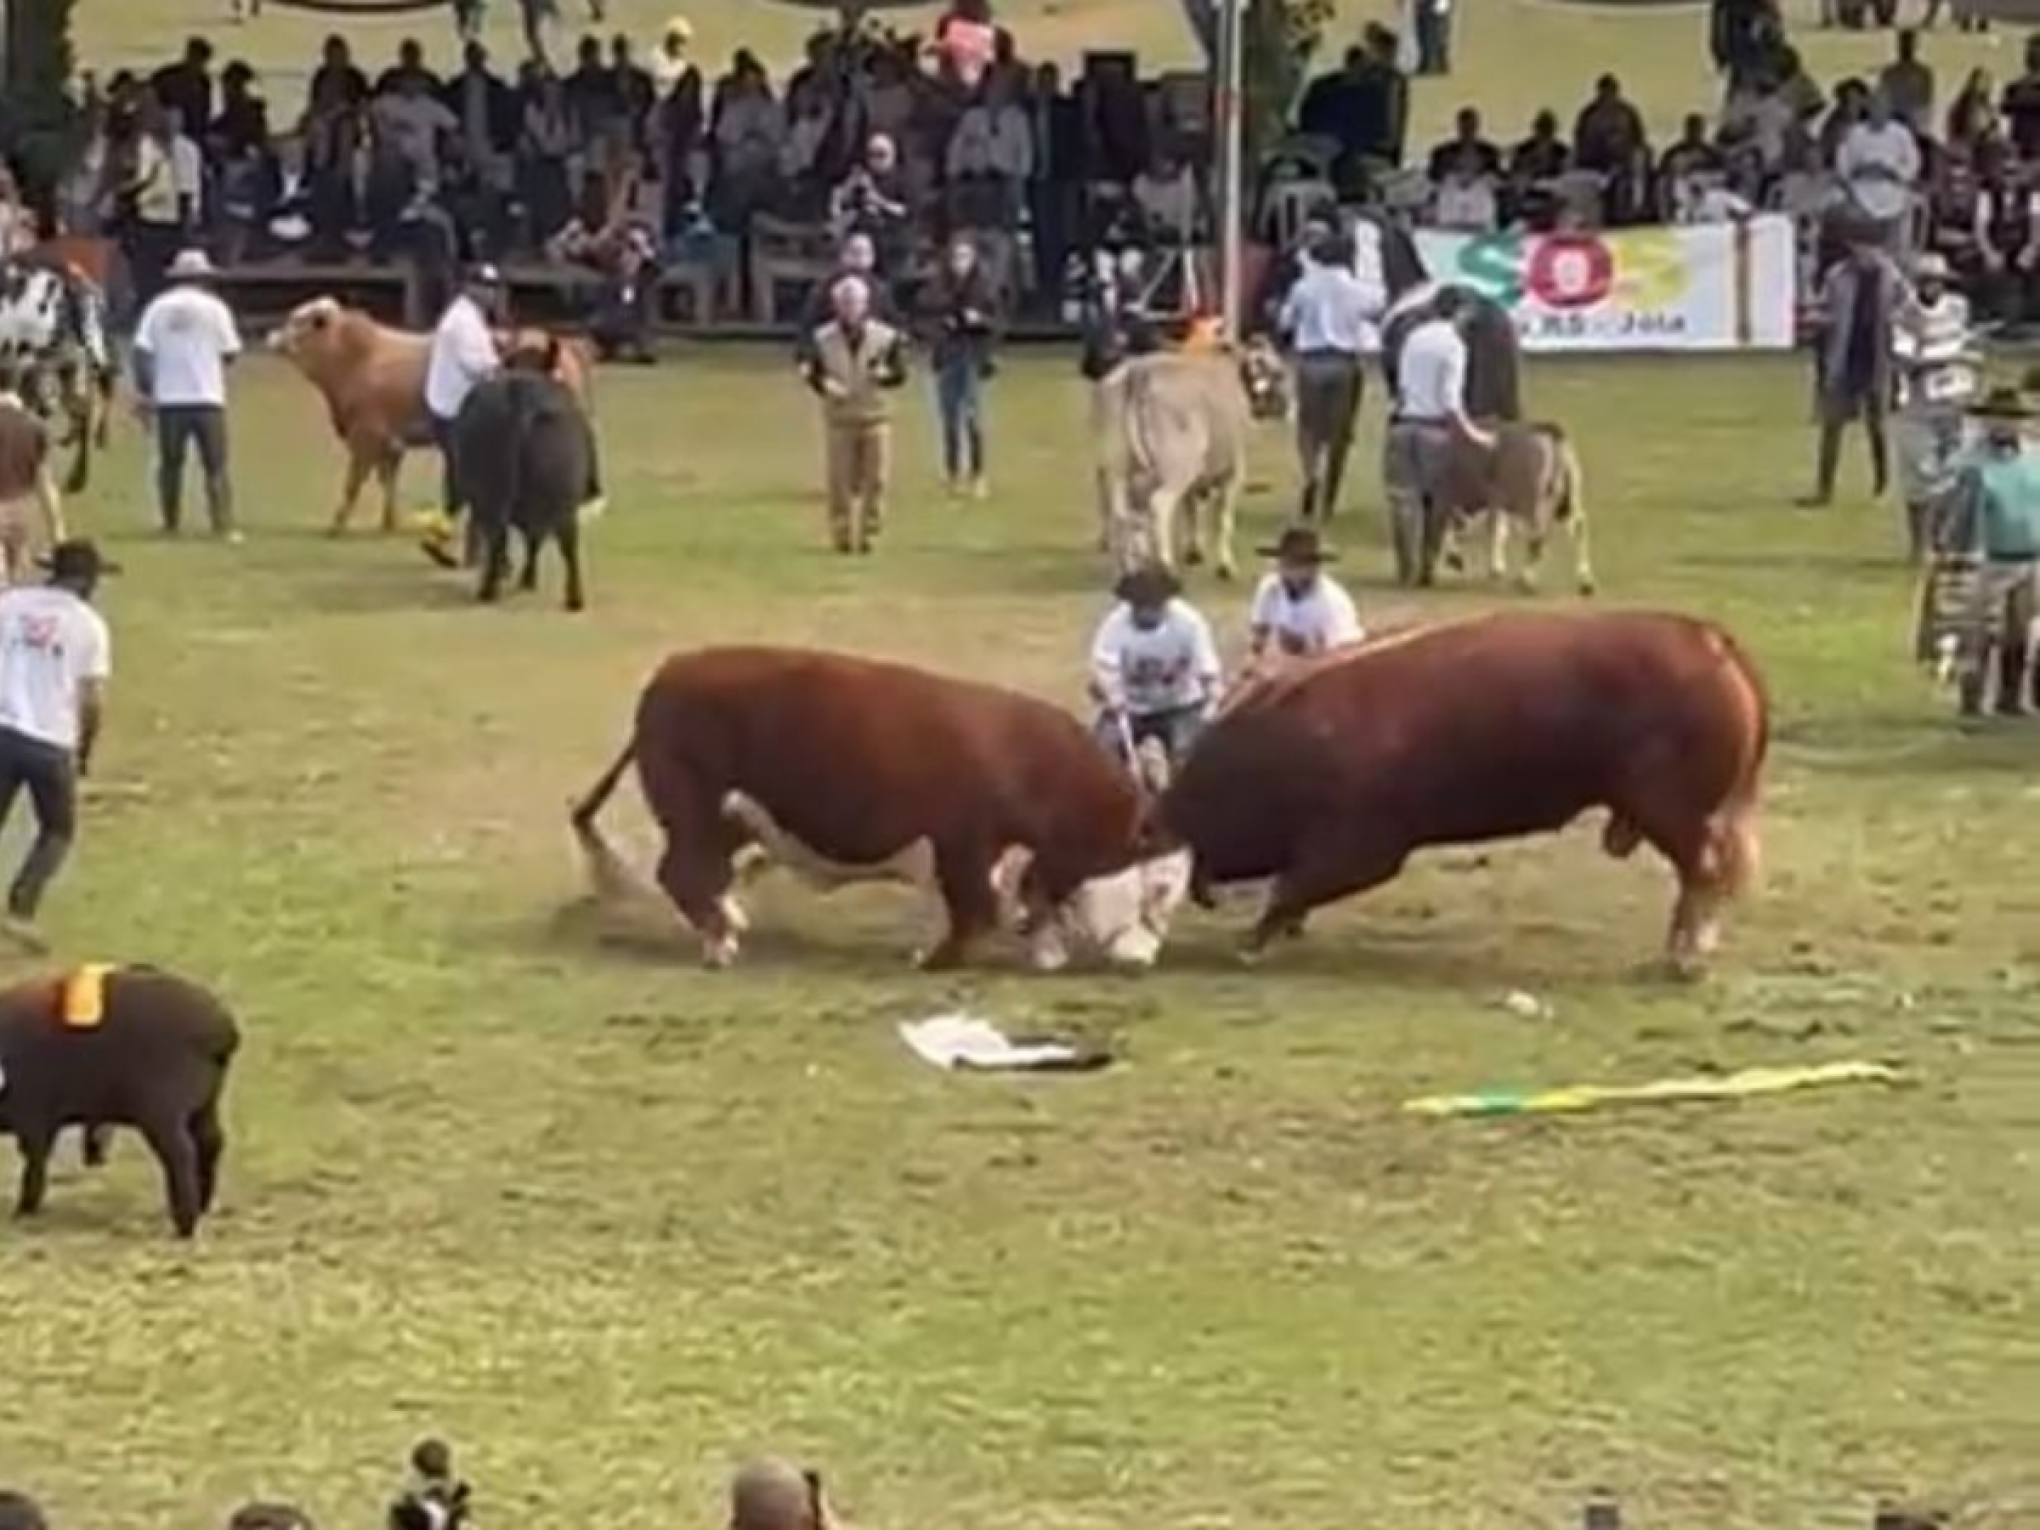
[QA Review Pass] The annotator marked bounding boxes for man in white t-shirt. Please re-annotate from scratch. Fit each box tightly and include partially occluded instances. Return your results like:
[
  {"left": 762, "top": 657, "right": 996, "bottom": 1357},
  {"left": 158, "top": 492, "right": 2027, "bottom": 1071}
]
[
  {"left": 1386, "top": 286, "right": 1492, "bottom": 586},
  {"left": 0, "top": 539, "right": 114, "bottom": 948},
  {"left": 1088, "top": 565, "right": 1223, "bottom": 770},
  {"left": 1837, "top": 92, "right": 1922, "bottom": 252},
  {"left": 1247, "top": 526, "right": 1363, "bottom": 667},
  {"left": 134, "top": 248, "right": 243, "bottom": 540},
  {"left": 419, "top": 264, "right": 505, "bottom": 567}
]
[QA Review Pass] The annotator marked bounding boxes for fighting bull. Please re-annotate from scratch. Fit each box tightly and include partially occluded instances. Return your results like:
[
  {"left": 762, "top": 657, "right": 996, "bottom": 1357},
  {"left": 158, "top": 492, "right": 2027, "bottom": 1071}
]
[
  {"left": 0, "top": 260, "right": 115, "bottom": 494},
  {"left": 1145, "top": 611, "right": 1769, "bottom": 975},
  {"left": 570, "top": 647, "right": 1191, "bottom": 972},
  {"left": 1093, "top": 339, "right": 1289, "bottom": 580}
]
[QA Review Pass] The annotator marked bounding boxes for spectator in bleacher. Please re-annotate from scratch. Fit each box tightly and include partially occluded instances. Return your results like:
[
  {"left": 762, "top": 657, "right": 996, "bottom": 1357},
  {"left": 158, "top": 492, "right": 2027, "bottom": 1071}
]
[
  {"left": 1508, "top": 110, "right": 1570, "bottom": 227},
  {"left": 921, "top": 234, "right": 1000, "bottom": 498},
  {"left": 1430, "top": 149, "right": 1499, "bottom": 232},
  {"left": 211, "top": 61, "right": 269, "bottom": 159},
  {"left": 1710, "top": 0, "right": 1783, "bottom": 79},
  {"left": 651, "top": 19, "right": 706, "bottom": 221},
  {"left": 0, "top": 169, "right": 34, "bottom": 259},
  {"left": 517, "top": 62, "right": 577, "bottom": 245},
  {"left": 308, "top": 35, "right": 370, "bottom": 117},
  {"left": 56, "top": 101, "right": 112, "bottom": 238},
  {"left": 1300, "top": 30, "right": 1407, "bottom": 185},
  {"left": 1972, "top": 143, "right": 2037, "bottom": 321},
  {"left": 859, "top": 46, "right": 920, "bottom": 170},
  {"left": 2000, "top": 35, "right": 2040, "bottom": 158},
  {"left": 1408, "top": 0, "right": 1454, "bottom": 77},
  {"left": 300, "top": 76, "right": 365, "bottom": 260},
  {"left": 151, "top": 38, "right": 216, "bottom": 149},
  {"left": 612, "top": 35, "right": 658, "bottom": 153},
  {"left": 1030, "top": 61, "right": 1082, "bottom": 299},
  {"left": 166, "top": 108, "right": 207, "bottom": 232},
  {"left": 372, "top": 70, "right": 458, "bottom": 204},
  {"left": 830, "top": 133, "right": 912, "bottom": 273},
  {"left": 947, "top": 73, "right": 1034, "bottom": 245},
  {"left": 1132, "top": 143, "right": 1202, "bottom": 253},
  {"left": 565, "top": 34, "right": 627, "bottom": 170},
  {"left": 1660, "top": 113, "right": 1725, "bottom": 185},
  {"left": 0, "top": 1491, "right": 48, "bottom": 1530},
  {"left": 1927, "top": 137, "right": 1983, "bottom": 279},
  {"left": 1837, "top": 90, "right": 1923, "bottom": 250},
  {"left": 1878, "top": 29, "right": 1935, "bottom": 131},
  {"left": 783, "top": 88, "right": 840, "bottom": 217},
  {"left": 1427, "top": 108, "right": 1502, "bottom": 184},
  {"left": 709, "top": 51, "right": 783, "bottom": 232},
  {"left": 1818, "top": 78, "right": 1871, "bottom": 164},
  {"left": 122, "top": 95, "right": 186, "bottom": 306},
  {"left": 377, "top": 39, "right": 441, "bottom": 98},
  {"left": 1946, "top": 68, "right": 2000, "bottom": 150},
  {"left": 1574, "top": 75, "right": 1650, "bottom": 224}
]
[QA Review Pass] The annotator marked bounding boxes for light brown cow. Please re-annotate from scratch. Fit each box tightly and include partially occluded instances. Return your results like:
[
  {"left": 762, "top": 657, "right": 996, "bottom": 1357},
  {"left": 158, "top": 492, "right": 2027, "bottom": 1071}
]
[
  {"left": 1435, "top": 419, "right": 1594, "bottom": 595},
  {"left": 1092, "top": 340, "right": 1288, "bottom": 580},
  {"left": 268, "top": 298, "right": 432, "bottom": 535},
  {"left": 269, "top": 299, "right": 596, "bottom": 536}
]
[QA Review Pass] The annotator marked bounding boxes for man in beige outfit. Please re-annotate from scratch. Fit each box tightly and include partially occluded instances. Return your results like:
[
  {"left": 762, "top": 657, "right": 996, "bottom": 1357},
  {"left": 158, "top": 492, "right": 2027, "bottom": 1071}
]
[{"left": 804, "top": 275, "right": 907, "bottom": 554}]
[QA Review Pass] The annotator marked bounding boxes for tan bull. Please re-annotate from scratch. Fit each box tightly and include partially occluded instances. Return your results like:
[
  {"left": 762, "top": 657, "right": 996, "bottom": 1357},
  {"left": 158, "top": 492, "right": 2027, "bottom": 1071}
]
[
  {"left": 1093, "top": 339, "right": 1288, "bottom": 580},
  {"left": 1435, "top": 420, "right": 1595, "bottom": 595}
]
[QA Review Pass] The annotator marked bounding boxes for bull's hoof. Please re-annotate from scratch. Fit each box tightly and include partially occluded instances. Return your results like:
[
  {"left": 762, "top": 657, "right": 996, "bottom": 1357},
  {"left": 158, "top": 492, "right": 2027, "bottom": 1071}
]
[
  {"left": 700, "top": 933, "right": 741, "bottom": 970},
  {"left": 1515, "top": 573, "right": 1540, "bottom": 596},
  {"left": 565, "top": 597, "right": 587, "bottom": 614},
  {"left": 1578, "top": 579, "right": 1599, "bottom": 598},
  {"left": 1184, "top": 546, "right": 1205, "bottom": 568},
  {"left": 1215, "top": 563, "right": 1236, "bottom": 582}
]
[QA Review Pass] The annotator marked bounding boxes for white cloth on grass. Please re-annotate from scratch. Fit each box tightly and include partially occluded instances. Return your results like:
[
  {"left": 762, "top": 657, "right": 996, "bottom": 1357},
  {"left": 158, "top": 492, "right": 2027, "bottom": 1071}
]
[{"left": 899, "top": 1015, "right": 1084, "bottom": 1072}]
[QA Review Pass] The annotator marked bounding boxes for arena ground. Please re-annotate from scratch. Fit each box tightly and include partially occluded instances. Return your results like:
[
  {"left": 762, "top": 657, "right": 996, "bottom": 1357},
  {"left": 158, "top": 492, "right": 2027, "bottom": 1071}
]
[{"left": 1, "top": 4, "right": 2035, "bottom": 1530}]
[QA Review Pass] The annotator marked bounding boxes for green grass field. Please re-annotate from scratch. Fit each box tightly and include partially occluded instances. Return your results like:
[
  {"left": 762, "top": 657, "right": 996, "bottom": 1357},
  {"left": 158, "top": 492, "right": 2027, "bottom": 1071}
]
[{"left": 1, "top": 3, "right": 2034, "bottom": 1529}]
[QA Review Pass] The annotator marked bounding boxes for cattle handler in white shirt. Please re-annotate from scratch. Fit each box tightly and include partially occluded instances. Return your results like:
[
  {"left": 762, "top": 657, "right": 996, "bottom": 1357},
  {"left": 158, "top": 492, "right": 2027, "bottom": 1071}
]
[
  {"left": 1279, "top": 227, "right": 1383, "bottom": 523},
  {"left": 133, "top": 248, "right": 243, "bottom": 542},
  {"left": 0, "top": 538, "right": 113, "bottom": 950},
  {"left": 1088, "top": 565, "right": 1223, "bottom": 770},
  {"left": 1246, "top": 526, "right": 1363, "bottom": 670},
  {"left": 1385, "top": 285, "right": 1492, "bottom": 587},
  {"left": 419, "top": 263, "right": 505, "bottom": 568}
]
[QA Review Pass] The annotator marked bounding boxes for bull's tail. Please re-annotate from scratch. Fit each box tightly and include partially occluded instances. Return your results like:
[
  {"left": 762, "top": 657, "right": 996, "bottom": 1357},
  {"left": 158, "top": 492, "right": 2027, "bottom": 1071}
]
[
  {"left": 569, "top": 738, "right": 653, "bottom": 904},
  {"left": 1704, "top": 626, "right": 1769, "bottom": 900}
]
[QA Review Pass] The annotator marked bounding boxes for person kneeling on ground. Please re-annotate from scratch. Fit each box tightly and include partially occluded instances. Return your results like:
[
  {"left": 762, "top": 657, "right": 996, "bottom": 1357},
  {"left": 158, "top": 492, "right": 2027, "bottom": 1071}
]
[
  {"left": 1088, "top": 564, "right": 1222, "bottom": 770},
  {"left": 1246, "top": 525, "right": 1364, "bottom": 674},
  {"left": 731, "top": 1460, "right": 838, "bottom": 1530}
]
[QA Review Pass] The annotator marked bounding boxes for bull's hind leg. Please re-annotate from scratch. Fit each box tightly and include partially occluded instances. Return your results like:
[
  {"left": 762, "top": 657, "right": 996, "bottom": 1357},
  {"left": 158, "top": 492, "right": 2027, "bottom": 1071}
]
[
  {"left": 476, "top": 521, "right": 512, "bottom": 604},
  {"left": 191, "top": 1098, "right": 227, "bottom": 1214},
  {"left": 1618, "top": 795, "right": 1733, "bottom": 977},
  {"left": 1568, "top": 508, "right": 1596, "bottom": 596},
  {"left": 1209, "top": 479, "right": 1243, "bottom": 581},
  {"left": 12, "top": 1118, "right": 56, "bottom": 1220},
  {"left": 557, "top": 516, "right": 587, "bottom": 613},
  {"left": 652, "top": 812, "right": 748, "bottom": 967},
  {"left": 375, "top": 450, "right": 403, "bottom": 534},
  {"left": 1149, "top": 486, "right": 1185, "bottom": 572},
  {"left": 138, "top": 1112, "right": 203, "bottom": 1238},
  {"left": 918, "top": 840, "right": 1001, "bottom": 971},
  {"left": 331, "top": 452, "right": 372, "bottom": 536},
  {"left": 518, "top": 530, "right": 542, "bottom": 592},
  {"left": 1244, "top": 834, "right": 1408, "bottom": 961}
]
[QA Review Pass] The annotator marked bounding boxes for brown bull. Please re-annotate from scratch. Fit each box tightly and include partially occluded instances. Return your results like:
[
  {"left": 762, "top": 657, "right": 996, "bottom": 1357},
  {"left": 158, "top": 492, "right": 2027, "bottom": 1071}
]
[
  {"left": 1435, "top": 420, "right": 1595, "bottom": 595},
  {"left": 1148, "top": 610, "right": 1768, "bottom": 974},
  {"left": 570, "top": 647, "right": 1190, "bottom": 971},
  {"left": 269, "top": 298, "right": 593, "bottom": 536}
]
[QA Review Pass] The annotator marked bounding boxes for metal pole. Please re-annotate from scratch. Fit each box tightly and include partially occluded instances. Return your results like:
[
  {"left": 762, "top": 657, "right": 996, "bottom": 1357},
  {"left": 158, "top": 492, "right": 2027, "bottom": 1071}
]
[{"left": 1216, "top": 0, "right": 1246, "bottom": 339}]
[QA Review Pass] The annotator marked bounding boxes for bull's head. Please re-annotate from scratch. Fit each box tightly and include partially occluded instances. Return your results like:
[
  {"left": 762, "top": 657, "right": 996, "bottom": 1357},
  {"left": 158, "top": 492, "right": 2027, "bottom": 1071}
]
[
  {"left": 267, "top": 296, "right": 345, "bottom": 361},
  {"left": 499, "top": 329, "right": 563, "bottom": 377},
  {"left": 1236, "top": 335, "right": 1290, "bottom": 421}
]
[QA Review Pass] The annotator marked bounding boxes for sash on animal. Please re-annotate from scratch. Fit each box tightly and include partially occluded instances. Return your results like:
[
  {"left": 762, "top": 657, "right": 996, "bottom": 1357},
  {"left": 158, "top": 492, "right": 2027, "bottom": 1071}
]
[{"left": 54, "top": 963, "right": 117, "bottom": 1029}]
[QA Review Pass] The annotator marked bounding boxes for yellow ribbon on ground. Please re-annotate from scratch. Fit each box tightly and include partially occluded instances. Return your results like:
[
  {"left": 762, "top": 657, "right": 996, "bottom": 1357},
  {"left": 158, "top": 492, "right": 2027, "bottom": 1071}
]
[
  {"left": 1403, "top": 1061, "right": 1902, "bottom": 1119},
  {"left": 58, "top": 963, "right": 118, "bottom": 1029}
]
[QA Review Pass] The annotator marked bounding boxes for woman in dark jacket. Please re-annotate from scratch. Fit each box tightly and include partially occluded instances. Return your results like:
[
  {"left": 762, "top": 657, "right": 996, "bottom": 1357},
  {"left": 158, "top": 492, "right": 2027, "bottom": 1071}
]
[{"left": 920, "top": 234, "right": 1000, "bottom": 497}]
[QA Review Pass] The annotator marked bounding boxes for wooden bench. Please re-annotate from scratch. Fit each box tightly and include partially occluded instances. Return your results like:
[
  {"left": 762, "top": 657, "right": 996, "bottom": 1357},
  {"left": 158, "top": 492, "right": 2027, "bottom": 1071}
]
[{"left": 211, "top": 261, "right": 419, "bottom": 324}]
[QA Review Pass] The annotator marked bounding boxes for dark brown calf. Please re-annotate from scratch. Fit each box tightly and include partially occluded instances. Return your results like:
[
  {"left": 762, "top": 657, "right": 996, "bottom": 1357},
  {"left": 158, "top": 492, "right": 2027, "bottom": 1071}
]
[{"left": 0, "top": 966, "right": 240, "bottom": 1237}]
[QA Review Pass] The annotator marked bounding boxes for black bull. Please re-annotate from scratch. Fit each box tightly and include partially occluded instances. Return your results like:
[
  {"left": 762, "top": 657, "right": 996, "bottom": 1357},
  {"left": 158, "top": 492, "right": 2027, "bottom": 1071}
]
[{"left": 451, "top": 370, "right": 602, "bottom": 612}]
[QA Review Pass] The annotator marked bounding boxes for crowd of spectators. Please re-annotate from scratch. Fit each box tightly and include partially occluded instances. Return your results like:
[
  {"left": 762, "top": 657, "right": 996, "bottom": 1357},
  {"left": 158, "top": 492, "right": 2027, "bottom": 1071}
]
[
  {"left": 11, "top": 3, "right": 1227, "bottom": 327},
  {"left": 1282, "top": 0, "right": 2040, "bottom": 326}
]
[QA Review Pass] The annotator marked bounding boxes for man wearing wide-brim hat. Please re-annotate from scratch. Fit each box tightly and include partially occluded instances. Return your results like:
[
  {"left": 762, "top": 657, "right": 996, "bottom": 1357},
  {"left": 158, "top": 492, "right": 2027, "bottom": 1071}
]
[
  {"left": 1087, "top": 564, "right": 1222, "bottom": 769},
  {"left": 1892, "top": 249, "right": 1978, "bottom": 562},
  {"left": 1248, "top": 524, "right": 1364, "bottom": 665},
  {"left": 133, "top": 246, "right": 244, "bottom": 541},
  {"left": 1938, "top": 385, "right": 2040, "bottom": 715}
]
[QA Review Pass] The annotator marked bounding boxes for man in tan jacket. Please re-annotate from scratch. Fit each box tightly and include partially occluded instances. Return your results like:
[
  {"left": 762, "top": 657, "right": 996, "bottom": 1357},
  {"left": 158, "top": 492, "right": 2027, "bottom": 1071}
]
[{"left": 804, "top": 275, "right": 907, "bottom": 554}]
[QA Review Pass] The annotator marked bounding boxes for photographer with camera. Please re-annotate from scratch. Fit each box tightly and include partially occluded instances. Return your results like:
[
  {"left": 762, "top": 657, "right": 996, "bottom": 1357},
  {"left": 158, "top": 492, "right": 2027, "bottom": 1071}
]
[{"left": 828, "top": 133, "right": 913, "bottom": 280}]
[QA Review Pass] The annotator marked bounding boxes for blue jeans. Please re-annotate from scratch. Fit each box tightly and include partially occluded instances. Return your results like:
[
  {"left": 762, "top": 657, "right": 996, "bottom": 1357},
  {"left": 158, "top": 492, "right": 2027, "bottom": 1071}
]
[
  {"left": 935, "top": 357, "right": 986, "bottom": 482},
  {"left": 1093, "top": 705, "right": 1203, "bottom": 768}
]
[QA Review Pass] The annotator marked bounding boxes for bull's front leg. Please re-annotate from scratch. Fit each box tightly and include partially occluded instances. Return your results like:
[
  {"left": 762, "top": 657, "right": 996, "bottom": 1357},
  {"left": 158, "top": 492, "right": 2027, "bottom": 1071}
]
[
  {"left": 376, "top": 449, "right": 404, "bottom": 534},
  {"left": 331, "top": 448, "right": 372, "bottom": 536},
  {"left": 1210, "top": 476, "right": 1242, "bottom": 581},
  {"left": 1569, "top": 508, "right": 1597, "bottom": 597},
  {"left": 1486, "top": 510, "right": 1513, "bottom": 585},
  {"left": 1150, "top": 486, "right": 1185, "bottom": 572}
]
